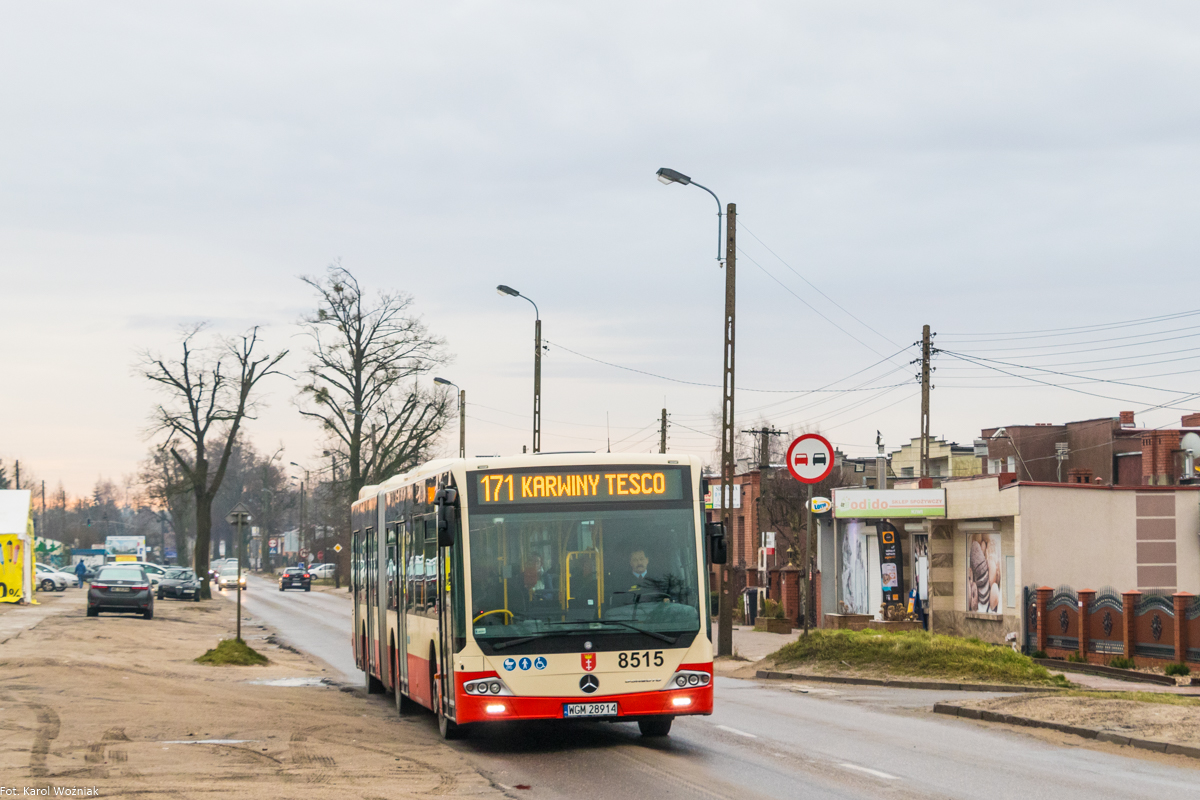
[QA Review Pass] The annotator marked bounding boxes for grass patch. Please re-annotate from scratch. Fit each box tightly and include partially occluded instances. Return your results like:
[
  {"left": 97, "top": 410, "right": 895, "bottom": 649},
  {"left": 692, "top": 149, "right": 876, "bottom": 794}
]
[
  {"left": 1062, "top": 690, "right": 1200, "bottom": 707},
  {"left": 769, "top": 629, "right": 1069, "bottom": 687},
  {"left": 195, "top": 638, "right": 270, "bottom": 666}
]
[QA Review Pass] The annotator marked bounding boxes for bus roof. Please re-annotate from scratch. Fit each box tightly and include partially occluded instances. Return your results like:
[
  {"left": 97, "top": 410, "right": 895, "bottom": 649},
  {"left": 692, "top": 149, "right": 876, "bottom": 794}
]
[{"left": 358, "top": 453, "right": 702, "bottom": 502}]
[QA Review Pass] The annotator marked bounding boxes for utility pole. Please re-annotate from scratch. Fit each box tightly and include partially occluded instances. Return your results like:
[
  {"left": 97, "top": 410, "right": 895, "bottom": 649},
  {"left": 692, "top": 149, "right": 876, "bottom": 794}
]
[
  {"left": 533, "top": 317, "right": 542, "bottom": 454},
  {"left": 458, "top": 389, "right": 466, "bottom": 458},
  {"left": 876, "top": 431, "right": 887, "bottom": 491},
  {"left": 717, "top": 202, "right": 737, "bottom": 658},
  {"left": 742, "top": 426, "right": 784, "bottom": 469},
  {"left": 919, "top": 324, "right": 934, "bottom": 479},
  {"left": 659, "top": 408, "right": 668, "bottom": 454}
]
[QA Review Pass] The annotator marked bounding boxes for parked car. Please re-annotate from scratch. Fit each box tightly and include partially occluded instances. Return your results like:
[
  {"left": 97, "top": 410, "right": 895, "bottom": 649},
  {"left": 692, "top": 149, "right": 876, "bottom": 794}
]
[
  {"left": 279, "top": 567, "right": 311, "bottom": 592},
  {"left": 87, "top": 565, "right": 154, "bottom": 619},
  {"left": 117, "top": 561, "right": 168, "bottom": 590},
  {"left": 35, "top": 563, "right": 79, "bottom": 588},
  {"left": 308, "top": 563, "right": 336, "bottom": 579},
  {"left": 35, "top": 566, "right": 69, "bottom": 592},
  {"left": 157, "top": 568, "right": 202, "bottom": 601}
]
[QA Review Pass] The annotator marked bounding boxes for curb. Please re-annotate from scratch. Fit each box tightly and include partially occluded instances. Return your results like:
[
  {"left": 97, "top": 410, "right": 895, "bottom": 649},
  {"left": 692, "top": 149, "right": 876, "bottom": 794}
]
[
  {"left": 932, "top": 702, "right": 1200, "bottom": 759},
  {"left": 755, "top": 670, "right": 1062, "bottom": 693},
  {"left": 1032, "top": 658, "right": 1180, "bottom": 687}
]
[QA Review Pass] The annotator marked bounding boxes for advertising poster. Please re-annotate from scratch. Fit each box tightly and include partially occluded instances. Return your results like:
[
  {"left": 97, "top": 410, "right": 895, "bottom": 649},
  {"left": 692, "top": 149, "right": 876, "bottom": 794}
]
[
  {"left": 877, "top": 522, "right": 904, "bottom": 616},
  {"left": 0, "top": 534, "right": 25, "bottom": 602},
  {"left": 839, "top": 520, "right": 868, "bottom": 614},
  {"left": 912, "top": 534, "right": 929, "bottom": 603},
  {"left": 967, "top": 532, "right": 1002, "bottom": 614}
]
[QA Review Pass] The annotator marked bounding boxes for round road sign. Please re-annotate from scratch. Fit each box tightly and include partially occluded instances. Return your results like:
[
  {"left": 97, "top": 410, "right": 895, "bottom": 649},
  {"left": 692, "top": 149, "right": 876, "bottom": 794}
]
[{"left": 786, "top": 433, "right": 834, "bottom": 484}]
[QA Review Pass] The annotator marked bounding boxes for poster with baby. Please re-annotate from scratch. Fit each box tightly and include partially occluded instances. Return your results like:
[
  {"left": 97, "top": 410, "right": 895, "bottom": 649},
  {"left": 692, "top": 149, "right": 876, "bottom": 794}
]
[{"left": 966, "top": 532, "right": 1002, "bottom": 614}]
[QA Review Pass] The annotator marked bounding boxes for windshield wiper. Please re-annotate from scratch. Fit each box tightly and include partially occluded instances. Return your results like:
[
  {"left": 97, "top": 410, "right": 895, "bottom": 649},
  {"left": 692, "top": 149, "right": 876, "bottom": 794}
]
[
  {"left": 490, "top": 631, "right": 577, "bottom": 651},
  {"left": 589, "top": 620, "right": 679, "bottom": 644}
]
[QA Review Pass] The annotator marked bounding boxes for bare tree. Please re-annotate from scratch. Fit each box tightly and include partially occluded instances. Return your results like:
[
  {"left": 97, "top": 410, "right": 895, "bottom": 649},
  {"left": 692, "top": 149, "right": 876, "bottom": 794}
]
[
  {"left": 138, "top": 447, "right": 196, "bottom": 567},
  {"left": 141, "top": 325, "right": 287, "bottom": 597},
  {"left": 298, "top": 264, "right": 450, "bottom": 500}
]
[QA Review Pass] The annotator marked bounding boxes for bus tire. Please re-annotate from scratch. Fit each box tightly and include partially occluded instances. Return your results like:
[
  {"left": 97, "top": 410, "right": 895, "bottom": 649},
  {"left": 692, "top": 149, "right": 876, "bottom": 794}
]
[
  {"left": 637, "top": 716, "right": 673, "bottom": 737},
  {"left": 433, "top": 659, "right": 465, "bottom": 740},
  {"left": 365, "top": 669, "right": 386, "bottom": 695}
]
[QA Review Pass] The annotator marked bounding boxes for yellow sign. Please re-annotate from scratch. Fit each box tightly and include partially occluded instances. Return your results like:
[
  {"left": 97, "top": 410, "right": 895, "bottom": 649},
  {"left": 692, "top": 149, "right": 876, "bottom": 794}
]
[{"left": 0, "top": 534, "right": 25, "bottom": 603}]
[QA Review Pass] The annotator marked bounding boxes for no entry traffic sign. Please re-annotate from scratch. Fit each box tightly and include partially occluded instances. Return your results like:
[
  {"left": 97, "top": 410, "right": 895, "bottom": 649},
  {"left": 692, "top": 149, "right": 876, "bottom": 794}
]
[{"left": 786, "top": 433, "right": 834, "bottom": 484}]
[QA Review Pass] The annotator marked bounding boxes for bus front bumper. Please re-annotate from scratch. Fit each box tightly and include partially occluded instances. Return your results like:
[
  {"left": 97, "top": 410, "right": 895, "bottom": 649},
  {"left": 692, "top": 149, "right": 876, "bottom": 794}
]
[{"left": 453, "top": 683, "right": 713, "bottom": 725}]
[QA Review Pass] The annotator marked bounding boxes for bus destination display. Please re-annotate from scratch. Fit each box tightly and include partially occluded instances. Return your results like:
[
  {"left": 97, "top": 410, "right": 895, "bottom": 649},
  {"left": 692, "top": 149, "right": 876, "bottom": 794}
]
[{"left": 474, "top": 469, "right": 684, "bottom": 505}]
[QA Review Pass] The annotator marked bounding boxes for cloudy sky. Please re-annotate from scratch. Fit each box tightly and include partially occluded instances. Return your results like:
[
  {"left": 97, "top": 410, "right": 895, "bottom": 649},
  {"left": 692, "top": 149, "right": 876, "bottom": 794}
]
[{"left": 5, "top": 2, "right": 1200, "bottom": 496}]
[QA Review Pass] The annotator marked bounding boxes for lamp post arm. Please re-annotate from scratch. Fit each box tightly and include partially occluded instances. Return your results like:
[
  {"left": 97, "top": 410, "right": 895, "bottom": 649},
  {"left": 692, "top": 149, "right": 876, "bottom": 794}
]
[
  {"left": 689, "top": 181, "right": 724, "bottom": 264},
  {"left": 518, "top": 293, "right": 540, "bottom": 320}
]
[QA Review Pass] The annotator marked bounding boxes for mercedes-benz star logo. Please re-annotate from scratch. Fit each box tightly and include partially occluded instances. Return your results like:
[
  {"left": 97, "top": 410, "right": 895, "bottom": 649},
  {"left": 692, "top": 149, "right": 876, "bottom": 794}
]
[{"left": 579, "top": 674, "right": 600, "bottom": 694}]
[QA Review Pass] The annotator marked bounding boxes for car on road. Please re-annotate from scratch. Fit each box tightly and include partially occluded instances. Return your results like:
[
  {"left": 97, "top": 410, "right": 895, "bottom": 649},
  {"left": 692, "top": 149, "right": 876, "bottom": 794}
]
[
  {"left": 308, "top": 563, "right": 336, "bottom": 579},
  {"left": 210, "top": 558, "right": 238, "bottom": 582},
  {"left": 217, "top": 565, "right": 247, "bottom": 591},
  {"left": 279, "top": 567, "right": 311, "bottom": 592},
  {"left": 157, "top": 568, "right": 201, "bottom": 601},
  {"left": 87, "top": 565, "right": 154, "bottom": 619},
  {"left": 35, "top": 566, "right": 70, "bottom": 592}
]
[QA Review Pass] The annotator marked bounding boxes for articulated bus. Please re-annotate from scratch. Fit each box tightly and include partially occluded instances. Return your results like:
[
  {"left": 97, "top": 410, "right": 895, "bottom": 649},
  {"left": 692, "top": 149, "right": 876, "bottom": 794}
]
[{"left": 350, "top": 452, "right": 727, "bottom": 739}]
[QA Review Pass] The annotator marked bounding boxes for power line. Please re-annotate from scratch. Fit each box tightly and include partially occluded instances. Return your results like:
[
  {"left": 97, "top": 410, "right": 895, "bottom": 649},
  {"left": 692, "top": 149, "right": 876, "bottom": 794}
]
[
  {"left": 545, "top": 339, "right": 912, "bottom": 394},
  {"left": 939, "top": 349, "right": 1199, "bottom": 397},
  {"left": 947, "top": 328, "right": 1200, "bottom": 357},
  {"left": 941, "top": 308, "right": 1200, "bottom": 338},
  {"left": 737, "top": 246, "right": 903, "bottom": 363},
  {"left": 739, "top": 222, "right": 902, "bottom": 349}
]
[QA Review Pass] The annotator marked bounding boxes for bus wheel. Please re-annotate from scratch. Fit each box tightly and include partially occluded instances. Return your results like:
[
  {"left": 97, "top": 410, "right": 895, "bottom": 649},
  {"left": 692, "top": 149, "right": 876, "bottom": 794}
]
[
  {"left": 433, "top": 662, "right": 465, "bottom": 740},
  {"left": 637, "top": 716, "right": 673, "bottom": 737}
]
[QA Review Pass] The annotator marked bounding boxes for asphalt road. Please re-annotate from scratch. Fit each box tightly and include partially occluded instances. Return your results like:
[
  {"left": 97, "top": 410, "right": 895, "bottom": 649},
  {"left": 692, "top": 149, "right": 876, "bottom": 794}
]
[
  {"left": 224, "top": 574, "right": 1198, "bottom": 799},
  {"left": 217, "top": 573, "right": 363, "bottom": 684}
]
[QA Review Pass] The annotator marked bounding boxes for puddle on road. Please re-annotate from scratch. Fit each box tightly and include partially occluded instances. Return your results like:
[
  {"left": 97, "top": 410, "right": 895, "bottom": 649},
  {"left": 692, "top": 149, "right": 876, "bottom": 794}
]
[{"left": 245, "top": 677, "right": 337, "bottom": 687}]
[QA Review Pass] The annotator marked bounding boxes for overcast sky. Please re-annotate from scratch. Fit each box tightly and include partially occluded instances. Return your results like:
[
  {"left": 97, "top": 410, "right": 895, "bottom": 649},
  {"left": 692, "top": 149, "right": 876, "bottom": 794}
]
[{"left": 5, "top": 2, "right": 1200, "bottom": 497}]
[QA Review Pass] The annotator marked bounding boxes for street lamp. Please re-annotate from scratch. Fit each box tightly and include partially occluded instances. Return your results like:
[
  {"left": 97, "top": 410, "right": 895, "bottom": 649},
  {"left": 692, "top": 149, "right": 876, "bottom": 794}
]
[
  {"left": 657, "top": 166, "right": 737, "bottom": 656},
  {"left": 289, "top": 462, "right": 308, "bottom": 562},
  {"left": 434, "top": 377, "right": 466, "bottom": 458},
  {"left": 496, "top": 284, "right": 542, "bottom": 453},
  {"left": 656, "top": 168, "right": 724, "bottom": 264}
]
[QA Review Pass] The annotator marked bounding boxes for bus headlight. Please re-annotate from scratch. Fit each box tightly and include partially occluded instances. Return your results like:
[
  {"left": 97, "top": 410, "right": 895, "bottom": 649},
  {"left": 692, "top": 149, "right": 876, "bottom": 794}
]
[
  {"left": 486, "top": 704, "right": 506, "bottom": 714},
  {"left": 664, "top": 670, "right": 710, "bottom": 691},
  {"left": 464, "top": 677, "right": 513, "bottom": 696},
  {"left": 672, "top": 697, "right": 693, "bottom": 707}
]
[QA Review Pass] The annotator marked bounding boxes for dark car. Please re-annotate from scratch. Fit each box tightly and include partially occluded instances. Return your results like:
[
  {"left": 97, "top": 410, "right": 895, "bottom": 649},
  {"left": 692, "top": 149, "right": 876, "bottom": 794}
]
[
  {"left": 279, "top": 567, "right": 311, "bottom": 592},
  {"left": 158, "top": 568, "right": 201, "bottom": 601},
  {"left": 87, "top": 565, "right": 154, "bottom": 619}
]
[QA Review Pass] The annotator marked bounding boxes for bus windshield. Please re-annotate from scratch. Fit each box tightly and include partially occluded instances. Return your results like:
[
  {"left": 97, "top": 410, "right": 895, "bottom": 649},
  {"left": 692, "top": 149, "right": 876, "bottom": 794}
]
[{"left": 468, "top": 506, "right": 700, "bottom": 646}]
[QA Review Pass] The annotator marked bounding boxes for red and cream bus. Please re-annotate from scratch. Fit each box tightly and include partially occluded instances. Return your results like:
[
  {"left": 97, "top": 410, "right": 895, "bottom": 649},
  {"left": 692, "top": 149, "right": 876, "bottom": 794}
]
[{"left": 350, "top": 452, "right": 727, "bottom": 739}]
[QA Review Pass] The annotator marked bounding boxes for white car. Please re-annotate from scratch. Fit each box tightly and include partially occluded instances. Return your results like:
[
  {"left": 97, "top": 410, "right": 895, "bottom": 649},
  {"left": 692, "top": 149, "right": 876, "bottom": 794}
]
[
  {"left": 35, "top": 567, "right": 69, "bottom": 592},
  {"left": 217, "top": 568, "right": 247, "bottom": 591},
  {"left": 115, "top": 562, "right": 168, "bottom": 589},
  {"left": 308, "top": 563, "right": 336, "bottom": 579},
  {"left": 35, "top": 563, "right": 80, "bottom": 588}
]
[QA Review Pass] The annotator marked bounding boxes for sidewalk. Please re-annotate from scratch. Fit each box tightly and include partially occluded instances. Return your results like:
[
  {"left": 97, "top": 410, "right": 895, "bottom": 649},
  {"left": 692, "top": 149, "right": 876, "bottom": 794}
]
[
  {"left": 0, "top": 590, "right": 75, "bottom": 644},
  {"left": 0, "top": 587, "right": 505, "bottom": 797}
]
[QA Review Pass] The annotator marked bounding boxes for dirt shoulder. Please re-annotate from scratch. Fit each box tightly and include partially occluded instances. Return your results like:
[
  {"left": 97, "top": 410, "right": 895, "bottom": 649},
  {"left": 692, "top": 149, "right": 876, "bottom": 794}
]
[
  {"left": 954, "top": 693, "right": 1200, "bottom": 749},
  {"left": 0, "top": 591, "right": 504, "bottom": 799}
]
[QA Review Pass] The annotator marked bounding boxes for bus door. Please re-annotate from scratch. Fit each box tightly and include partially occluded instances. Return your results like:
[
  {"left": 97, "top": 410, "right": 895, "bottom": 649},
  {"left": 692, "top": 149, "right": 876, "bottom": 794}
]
[
  {"left": 386, "top": 524, "right": 399, "bottom": 689},
  {"left": 438, "top": 528, "right": 463, "bottom": 719},
  {"left": 366, "top": 526, "right": 378, "bottom": 678}
]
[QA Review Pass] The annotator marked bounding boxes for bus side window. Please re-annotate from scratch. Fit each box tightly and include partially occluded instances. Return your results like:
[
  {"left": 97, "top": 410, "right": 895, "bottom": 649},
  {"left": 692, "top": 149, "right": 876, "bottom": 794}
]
[{"left": 405, "top": 520, "right": 416, "bottom": 614}]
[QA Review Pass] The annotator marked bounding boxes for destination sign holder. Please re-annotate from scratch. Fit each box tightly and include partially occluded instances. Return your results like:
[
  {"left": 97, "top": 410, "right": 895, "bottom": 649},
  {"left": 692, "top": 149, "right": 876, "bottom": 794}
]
[{"left": 470, "top": 466, "right": 687, "bottom": 507}]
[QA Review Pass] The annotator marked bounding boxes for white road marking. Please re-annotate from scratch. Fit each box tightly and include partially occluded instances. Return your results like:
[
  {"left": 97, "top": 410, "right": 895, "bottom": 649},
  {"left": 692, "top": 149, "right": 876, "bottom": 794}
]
[
  {"left": 715, "top": 724, "right": 757, "bottom": 738},
  {"left": 839, "top": 763, "right": 898, "bottom": 780}
]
